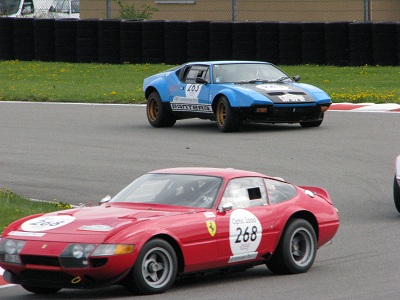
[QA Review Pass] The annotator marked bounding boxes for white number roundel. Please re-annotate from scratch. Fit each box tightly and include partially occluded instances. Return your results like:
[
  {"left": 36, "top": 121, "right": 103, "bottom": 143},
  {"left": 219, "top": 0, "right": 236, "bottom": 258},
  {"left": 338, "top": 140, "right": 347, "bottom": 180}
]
[
  {"left": 21, "top": 216, "right": 75, "bottom": 232},
  {"left": 229, "top": 209, "right": 262, "bottom": 255}
]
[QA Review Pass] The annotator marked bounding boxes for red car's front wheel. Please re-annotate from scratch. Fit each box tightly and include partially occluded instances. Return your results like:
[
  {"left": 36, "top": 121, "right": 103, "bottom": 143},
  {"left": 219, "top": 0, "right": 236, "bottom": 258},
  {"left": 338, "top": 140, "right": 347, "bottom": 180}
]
[{"left": 124, "top": 239, "right": 178, "bottom": 295}]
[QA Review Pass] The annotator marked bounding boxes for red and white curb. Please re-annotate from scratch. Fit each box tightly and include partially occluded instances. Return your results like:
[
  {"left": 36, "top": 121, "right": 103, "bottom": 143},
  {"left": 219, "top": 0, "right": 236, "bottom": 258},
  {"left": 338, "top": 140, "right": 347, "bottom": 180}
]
[{"left": 329, "top": 103, "right": 400, "bottom": 112}]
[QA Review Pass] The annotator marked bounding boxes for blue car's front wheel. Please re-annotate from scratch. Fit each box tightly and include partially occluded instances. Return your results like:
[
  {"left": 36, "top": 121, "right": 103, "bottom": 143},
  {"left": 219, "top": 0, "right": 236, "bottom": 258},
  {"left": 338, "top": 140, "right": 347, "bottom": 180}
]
[
  {"left": 146, "top": 91, "right": 176, "bottom": 128},
  {"left": 216, "top": 96, "right": 241, "bottom": 132}
]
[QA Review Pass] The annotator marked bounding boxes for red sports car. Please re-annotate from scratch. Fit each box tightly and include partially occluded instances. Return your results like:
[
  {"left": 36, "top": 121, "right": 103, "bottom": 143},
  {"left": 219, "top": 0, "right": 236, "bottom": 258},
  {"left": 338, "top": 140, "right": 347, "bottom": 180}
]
[{"left": 0, "top": 167, "right": 339, "bottom": 295}]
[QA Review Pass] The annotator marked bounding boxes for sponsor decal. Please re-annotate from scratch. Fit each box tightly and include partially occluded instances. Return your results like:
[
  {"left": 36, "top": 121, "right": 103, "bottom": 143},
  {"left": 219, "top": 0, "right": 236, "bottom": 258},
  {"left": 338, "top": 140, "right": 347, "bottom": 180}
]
[
  {"left": 229, "top": 209, "right": 262, "bottom": 262},
  {"left": 278, "top": 94, "right": 306, "bottom": 102},
  {"left": 9, "top": 231, "right": 45, "bottom": 237},
  {"left": 21, "top": 216, "right": 75, "bottom": 232},
  {"left": 171, "top": 103, "right": 212, "bottom": 112},
  {"left": 206, "top": 221, "right": 217, "bottom": 237},
  {"left": 256, "top": 84, "right": 291, "bottom": 91},
  {"left": 229, "top": 252, "right": 258, "bottom": 263},
  {"left": 78, "top": 225, "right": 113, "bottom": 232},
  {"left": 204, "top": 212, "right": 216, "bottom": 218},
  {"left": 172, "top": 96, "right": 198, "bottom": 104}
]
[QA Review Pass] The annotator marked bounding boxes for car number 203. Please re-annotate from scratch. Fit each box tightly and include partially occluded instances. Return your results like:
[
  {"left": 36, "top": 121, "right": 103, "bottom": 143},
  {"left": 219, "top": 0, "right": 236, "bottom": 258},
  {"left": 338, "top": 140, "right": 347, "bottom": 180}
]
[
  {"left": 229, "top": 209, "right": 262, "bottom": 262},
  {"left": 186, "top": 84, "right": 200, "bottom": 92}
]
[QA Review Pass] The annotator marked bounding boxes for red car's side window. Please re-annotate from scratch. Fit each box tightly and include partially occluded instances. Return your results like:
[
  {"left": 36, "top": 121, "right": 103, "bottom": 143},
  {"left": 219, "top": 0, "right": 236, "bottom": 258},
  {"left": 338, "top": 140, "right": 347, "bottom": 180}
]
[
  {"left": 219, "top": 177, "right": 267, "bottom": 209},
  {"left": 264, "top": 178, "right": 297, "bottom": 204}
]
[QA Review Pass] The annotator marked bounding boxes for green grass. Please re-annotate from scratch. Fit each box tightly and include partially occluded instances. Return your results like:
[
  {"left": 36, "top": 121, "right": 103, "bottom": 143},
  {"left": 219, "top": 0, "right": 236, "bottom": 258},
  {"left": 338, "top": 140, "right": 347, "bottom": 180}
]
[
  {"left": 1, "top": 60, "right": 400, "bottom": 104},
  {"left": 0, "top": 188, "right": 72, "bottom": 235}
]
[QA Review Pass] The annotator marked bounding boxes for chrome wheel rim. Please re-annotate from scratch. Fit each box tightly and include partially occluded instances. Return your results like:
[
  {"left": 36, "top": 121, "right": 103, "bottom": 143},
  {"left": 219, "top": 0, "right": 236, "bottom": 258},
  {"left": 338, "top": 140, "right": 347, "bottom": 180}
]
[
  {"left": 147, "top": 98, "right": 159, "bottom": 122},
  {"left": 290, "top": 227, "right": 314, "bottom": 267},
  {"left": 216, "top": 101, "right": 226, "bottom": 126},
  {"left": 141, "top": 247, "right": 173, "bottom": 289}
]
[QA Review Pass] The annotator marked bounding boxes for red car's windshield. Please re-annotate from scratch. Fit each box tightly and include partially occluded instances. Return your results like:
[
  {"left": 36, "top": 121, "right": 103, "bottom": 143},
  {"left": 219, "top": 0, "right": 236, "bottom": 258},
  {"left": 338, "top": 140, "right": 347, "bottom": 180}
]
[{"left": 110, "top": 173, "right": 223, "bottom": 208}]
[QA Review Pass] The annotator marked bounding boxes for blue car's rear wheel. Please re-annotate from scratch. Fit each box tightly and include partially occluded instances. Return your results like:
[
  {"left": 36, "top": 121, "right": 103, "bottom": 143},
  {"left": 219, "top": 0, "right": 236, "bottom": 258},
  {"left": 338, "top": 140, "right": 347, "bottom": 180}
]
[
  {"left": 394, "top": 176, "right": 400, "bottom": 213},
  {"left": 124, "top": 239, "right": 178, "bottom": 295},
  {"left": 216, "top": 96, "right": 241, "bottom": 132},
  {"left": 146, "top": 91, "right": 176, "bottom": 127}
]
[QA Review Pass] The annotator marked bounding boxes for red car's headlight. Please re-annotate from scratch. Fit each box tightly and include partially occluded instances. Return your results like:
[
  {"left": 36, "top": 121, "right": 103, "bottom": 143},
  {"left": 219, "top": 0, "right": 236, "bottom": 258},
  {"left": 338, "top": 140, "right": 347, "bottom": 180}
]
[
  {"left": 0, "top": 238, "right": 27, "bottom": 265},
  {"left": 60, "top": 243, "right": 134, "bottom": 268}
]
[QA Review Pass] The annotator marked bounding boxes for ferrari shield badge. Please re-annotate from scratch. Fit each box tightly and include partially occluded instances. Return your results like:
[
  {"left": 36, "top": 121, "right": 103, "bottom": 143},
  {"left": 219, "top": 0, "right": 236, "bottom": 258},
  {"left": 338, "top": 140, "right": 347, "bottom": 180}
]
[{"left": 206, "top": 221, "right": 216, "bottom": 236}]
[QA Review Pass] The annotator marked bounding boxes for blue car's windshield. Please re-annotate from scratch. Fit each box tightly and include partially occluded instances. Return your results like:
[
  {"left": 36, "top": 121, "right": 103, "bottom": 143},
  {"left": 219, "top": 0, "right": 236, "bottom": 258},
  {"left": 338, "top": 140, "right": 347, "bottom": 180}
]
[
  {"left": 212, "top": 63, "right": 290, "bottom": 84},
  {"left": 110, "top": 173, "right": 222, "bottom": 208}
]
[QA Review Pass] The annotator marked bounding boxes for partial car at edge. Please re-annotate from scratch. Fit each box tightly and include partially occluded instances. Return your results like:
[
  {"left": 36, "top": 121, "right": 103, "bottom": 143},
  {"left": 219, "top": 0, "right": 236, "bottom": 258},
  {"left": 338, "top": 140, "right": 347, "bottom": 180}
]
[
  {"left": 0, "top": 167, "right": 339, "bottom": 295},
  {"left": 143, "top": 61, "right": 332, "bottom": 132},
  {"left": 394, "top": 155, "right": 400, "bottom": 212}
]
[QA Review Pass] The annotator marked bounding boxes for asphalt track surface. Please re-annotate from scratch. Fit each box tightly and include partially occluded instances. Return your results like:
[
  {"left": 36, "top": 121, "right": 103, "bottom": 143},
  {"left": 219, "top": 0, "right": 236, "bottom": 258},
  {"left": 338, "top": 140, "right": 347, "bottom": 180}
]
[{"left": 0, "top": 102, "right": 400, "bottom": 299}]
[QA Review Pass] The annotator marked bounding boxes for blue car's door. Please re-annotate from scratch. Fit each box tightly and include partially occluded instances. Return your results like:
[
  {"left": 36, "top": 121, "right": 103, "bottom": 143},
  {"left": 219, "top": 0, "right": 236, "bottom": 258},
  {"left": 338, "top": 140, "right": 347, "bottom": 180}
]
[{"left": 170, "top": 65, "right": 213, "bottom": 114}]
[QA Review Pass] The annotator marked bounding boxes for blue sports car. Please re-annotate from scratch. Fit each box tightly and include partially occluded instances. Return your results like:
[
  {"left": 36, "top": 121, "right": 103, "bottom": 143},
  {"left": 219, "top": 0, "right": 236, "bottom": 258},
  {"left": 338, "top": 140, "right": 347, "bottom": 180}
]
[{"left": 143, "top": 61, "right": 331, "bottom": 132}]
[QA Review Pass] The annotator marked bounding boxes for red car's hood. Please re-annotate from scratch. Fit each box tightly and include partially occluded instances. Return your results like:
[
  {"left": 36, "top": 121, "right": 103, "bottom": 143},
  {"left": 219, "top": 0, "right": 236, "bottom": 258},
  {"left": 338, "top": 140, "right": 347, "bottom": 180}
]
[{"left": 8, "top": 203, "right": 193, "bottom": 241}]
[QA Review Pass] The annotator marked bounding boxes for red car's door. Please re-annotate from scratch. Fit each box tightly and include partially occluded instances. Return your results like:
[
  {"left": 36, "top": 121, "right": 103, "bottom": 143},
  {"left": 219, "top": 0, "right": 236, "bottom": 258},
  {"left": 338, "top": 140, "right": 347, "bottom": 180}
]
[{"left": 215, "top": 177, "right": 277, "bottom": 265}]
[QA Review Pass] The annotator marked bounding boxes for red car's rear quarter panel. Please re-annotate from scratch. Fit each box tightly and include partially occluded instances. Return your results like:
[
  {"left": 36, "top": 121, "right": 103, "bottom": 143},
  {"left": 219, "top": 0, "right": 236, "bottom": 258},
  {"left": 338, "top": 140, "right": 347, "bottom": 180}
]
[{"left": 267, "top": 189, "right": 339, "bottom": 248}]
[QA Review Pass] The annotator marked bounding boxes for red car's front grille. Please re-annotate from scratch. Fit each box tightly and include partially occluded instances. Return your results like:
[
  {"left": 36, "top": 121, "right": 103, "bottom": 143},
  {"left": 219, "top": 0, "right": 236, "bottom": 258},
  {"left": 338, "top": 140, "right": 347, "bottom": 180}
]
[{"left": 21, "top": 255, "right": 61, "bottom": 267}]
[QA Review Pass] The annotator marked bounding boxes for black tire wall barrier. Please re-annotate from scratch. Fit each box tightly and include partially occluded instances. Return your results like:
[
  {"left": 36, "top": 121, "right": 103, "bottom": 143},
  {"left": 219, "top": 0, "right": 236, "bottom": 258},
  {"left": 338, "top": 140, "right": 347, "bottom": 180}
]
[
  {"left": 348, "top": 22, "right": 373, "bottom": 66},
  {"left": 0, "top": 18, "right": 14, "bottom": 60},
  {"left": 232, "top": 22, "right": 257, "bottom": 61},
  {"left": 372, "top": 22, "right": 397, "bottom": 66},
  {"left": 13, "top": 18, "right": 34, "bottom": 61},
  {"left": 325, "top": 22, "right": 349, "bottom": 66},
  {"left": 209, "top": 22, "right": 233, "bottom": 60},
  {"left": 301, "top": 22, "right": 325, "bottom": 65},
  {"left": 255, "top": 22, "right": 280, "bottom": 64},
  {"left": 187, "top": 21, "right": 210, "bottom": 62},
  {"left": 33, "top": 19, "right": 55, "bottom": 61},
  {"left": 54, "top": 19, "right": 77, "bottom": 63},
  {"left": 98, "top": 19, "right": 120, "bottom": 64},
  {"left": 1, "top": 18, "right": 400, "bottom": 66},
  {"left": 120, "top": 20, "right": 142, "bottom": 64},
  {"left": 142, "top": 21, "right": 165, "bottom": 64},
  {"left": 164, "top": 21, "right": 188, "bottom": 65},
  {"left": 76, "top": 19, "right": 98, "bottom": 63},
  {"left": 279, "top": 22, "right": 302, "bottom": 65}
]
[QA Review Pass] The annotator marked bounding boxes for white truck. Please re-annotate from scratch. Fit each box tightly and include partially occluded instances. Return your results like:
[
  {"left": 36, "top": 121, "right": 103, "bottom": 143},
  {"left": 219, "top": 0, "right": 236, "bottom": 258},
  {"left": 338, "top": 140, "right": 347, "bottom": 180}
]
[{"left": 0, "top": 0, "right": 79, "bottom": 18}]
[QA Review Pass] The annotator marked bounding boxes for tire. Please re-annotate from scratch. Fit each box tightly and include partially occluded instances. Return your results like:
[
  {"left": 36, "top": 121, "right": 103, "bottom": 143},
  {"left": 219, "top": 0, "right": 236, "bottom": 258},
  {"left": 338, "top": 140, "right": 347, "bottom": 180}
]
[
  {"left": 394, "top": 176, "right": 400, "bottom": 213},
  {"left": 21, "top": 285, "right": 61, "bottom": 294},
  {"left": 215, "top": 96, "right": 241, "bottom": 132},
  {"left": 146, "top": 92, "right": 176, "bottom": 128},
  {"left": 124, "top": 239, "right": 177, "bottom": 295},
  {"left": 267, "top": 219, "right": 317, "bottom": 274}
]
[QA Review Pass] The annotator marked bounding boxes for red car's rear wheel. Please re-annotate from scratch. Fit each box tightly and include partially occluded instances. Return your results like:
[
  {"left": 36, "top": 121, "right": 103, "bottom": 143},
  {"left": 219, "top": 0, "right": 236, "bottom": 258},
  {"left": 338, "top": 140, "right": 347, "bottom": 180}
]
[{"left": 266, "top": 218, "right": 317, "bottom": 274}]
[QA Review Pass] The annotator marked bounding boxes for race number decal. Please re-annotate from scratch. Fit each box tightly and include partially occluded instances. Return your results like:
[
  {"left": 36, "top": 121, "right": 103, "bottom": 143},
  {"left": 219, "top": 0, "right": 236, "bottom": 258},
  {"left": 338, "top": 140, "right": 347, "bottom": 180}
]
[
  {"left": 21, "top": 216, "right": 75, "bottom": 232},
  {"left": 185, "top": 84, "right": 202, "bottom": 99},
  {"left": 229, "top": 209, "right": 262, "bottom": 262}
]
